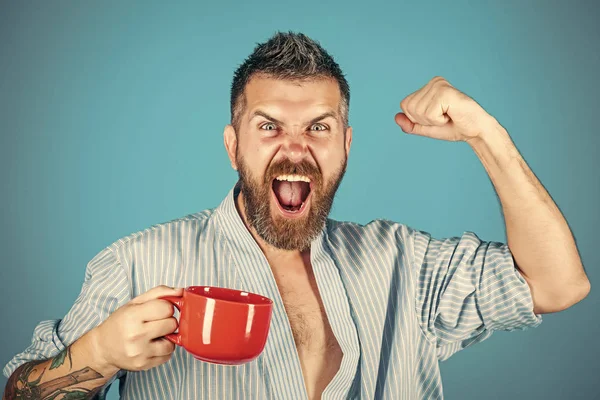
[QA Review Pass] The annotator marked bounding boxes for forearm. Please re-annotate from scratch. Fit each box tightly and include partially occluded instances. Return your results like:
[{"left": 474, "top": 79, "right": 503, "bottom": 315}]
[
  {"left": 3, "top": 329, "right": 119, "bottom": 400},
  {"left": 468, "top": 119, "right": 590, "bottom": 313}
]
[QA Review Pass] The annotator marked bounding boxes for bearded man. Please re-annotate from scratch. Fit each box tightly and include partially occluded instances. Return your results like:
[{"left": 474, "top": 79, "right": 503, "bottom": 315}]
[{"left": 3, "top": 32, "right": 590, "bottom": 400}]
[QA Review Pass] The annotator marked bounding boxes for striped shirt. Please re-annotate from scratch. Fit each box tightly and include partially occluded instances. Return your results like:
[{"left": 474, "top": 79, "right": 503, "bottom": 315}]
[{"left": 4, "top": 185, "right": 542, "bottom": 399}]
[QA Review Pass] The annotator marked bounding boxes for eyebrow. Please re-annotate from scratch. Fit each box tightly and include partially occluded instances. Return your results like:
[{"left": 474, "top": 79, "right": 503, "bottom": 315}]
[{"left": 250, "top": 110, "right": 339, "bottom": 126}]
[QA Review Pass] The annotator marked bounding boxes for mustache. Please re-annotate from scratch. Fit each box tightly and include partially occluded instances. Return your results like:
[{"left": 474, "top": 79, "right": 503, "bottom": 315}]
[{"left": 264, "top": 159, "right": 322, "bottom": 183}]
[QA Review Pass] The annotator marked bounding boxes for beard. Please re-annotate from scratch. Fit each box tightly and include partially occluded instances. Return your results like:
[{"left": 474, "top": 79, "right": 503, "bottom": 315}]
[{"left": 236, "top": 154, "right": 347, "bottom": 251}]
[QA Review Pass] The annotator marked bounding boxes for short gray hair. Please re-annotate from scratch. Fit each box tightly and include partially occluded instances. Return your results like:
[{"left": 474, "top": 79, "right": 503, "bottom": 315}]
[{"left": 230, "top": 32, "right": 350, "bottom": 130}]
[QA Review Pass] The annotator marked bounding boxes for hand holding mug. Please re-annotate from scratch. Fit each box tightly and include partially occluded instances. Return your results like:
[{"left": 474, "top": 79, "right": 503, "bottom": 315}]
[{"left": 91, "top": 285, "right": 182, "bottom": 372}]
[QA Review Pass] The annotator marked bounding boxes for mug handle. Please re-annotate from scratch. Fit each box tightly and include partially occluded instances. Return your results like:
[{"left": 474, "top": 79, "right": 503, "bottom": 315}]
[{"left": 160, "top": 295, "right": 184, "bottom": 346}]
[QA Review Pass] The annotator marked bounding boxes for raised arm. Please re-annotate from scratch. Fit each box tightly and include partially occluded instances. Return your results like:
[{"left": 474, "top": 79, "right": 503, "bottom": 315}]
[{"left": 395, "top": 76, "right": 590, "bottom": 314}]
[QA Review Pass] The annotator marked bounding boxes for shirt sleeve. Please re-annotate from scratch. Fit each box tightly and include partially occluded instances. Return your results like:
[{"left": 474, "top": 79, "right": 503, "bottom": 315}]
[
  {"left": 411, "top": 229, "right": 542, "bottom": 361},
  {"left": 3, "top": 246, "right": 131, "bottom": 392}
]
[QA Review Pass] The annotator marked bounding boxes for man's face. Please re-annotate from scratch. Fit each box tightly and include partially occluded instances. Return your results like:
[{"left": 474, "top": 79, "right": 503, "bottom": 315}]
[{"left": 225, "top": 75, "right": 352, "bottom": 251}]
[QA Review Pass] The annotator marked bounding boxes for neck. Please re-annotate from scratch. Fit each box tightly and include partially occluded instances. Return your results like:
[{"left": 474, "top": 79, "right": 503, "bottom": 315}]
[{"left": 235, "top": 190, "right": 309, "bottom": 263}]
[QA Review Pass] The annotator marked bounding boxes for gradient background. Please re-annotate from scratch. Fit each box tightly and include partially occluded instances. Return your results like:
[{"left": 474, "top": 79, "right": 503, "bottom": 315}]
[{"left": 1, "top": 1, "right": 598, "bottom": 399}]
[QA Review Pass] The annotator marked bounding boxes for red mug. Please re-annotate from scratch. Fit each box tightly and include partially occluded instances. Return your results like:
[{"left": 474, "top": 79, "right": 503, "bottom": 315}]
[{"left": 161, "top": 286, "right": 273, "bottom": 365}]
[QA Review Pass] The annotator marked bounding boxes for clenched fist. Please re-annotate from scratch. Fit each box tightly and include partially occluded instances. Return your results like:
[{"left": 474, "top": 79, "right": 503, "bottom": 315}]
[
  {"left": 395, "top": 76, "right": 496, "bottom": 142},
  {"left": 91, "top": 285, "right": 182, "bottom": 372}
]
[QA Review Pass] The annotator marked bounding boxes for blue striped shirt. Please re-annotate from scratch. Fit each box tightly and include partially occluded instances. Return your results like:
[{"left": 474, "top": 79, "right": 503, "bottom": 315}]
[{"left": 4, "top": 185, "right": 542, "bottom": 399}]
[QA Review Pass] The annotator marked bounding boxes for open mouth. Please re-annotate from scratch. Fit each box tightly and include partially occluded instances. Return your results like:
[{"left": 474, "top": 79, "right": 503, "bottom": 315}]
[{"left": 271, "top": 174, "right": 312, "bottom": 215}]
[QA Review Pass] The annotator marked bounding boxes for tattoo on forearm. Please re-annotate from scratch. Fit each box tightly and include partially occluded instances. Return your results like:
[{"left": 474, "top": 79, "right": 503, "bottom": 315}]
[
  {"left": 49, "top": 347, "right": 72, "bottom": 371},
  {"left": 3, "top": 346, "right": 104, "bottom": 399}
]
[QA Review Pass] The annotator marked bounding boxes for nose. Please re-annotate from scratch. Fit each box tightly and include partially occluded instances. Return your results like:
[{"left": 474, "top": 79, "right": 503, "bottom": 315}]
[{"left": 281, "top": 133, "right": 308, "bottom": 164}]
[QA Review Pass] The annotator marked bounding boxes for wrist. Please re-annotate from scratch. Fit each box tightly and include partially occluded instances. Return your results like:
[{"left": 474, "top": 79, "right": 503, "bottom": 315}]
[
  {"left": 468, "top": 117, "right": 514, "bottom": 154},
  {"left": 465, "top": 116, "right": 524, "bottom": 183},
  {"left": 78, "top": 327, "right": 120, "bottom": 378}
]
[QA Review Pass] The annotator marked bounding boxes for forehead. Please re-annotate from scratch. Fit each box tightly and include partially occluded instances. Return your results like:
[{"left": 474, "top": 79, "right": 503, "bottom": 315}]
[{"left": 243, "top": 75, "right": 342, "bottom": 117}]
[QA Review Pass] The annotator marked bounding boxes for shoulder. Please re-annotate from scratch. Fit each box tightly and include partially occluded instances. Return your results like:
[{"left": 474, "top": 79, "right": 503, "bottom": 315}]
[
  {"left": 325, "top": 218, "right": 422, "bottom": 250},
  {"left": 106, "top": 208, "right": 217, "bottom": 255}
]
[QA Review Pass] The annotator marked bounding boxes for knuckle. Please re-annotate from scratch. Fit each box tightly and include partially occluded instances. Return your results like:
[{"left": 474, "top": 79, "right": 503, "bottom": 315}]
[
  {"left": 165, "top": 339, "right": 176, "bottom": 353},
  {"left": 161, "top": 344, "right": 175, "bottom": 357},
  {"left": 158, "top": 337, "right": 176, "bottom": 353},
  {"left": 432, "top": 91, "right": 446, "bottom": 104},
  {"left": 124, "top": 340, "right": 144, "bottom": 355},
  {"left": 124, "top": 347, "right": 141, "bottom": 359},
  {"left": 122, "top": 305, "right": 140, "bottom": 321},
  {"left": 125, "top": 329, "right": 144, "bottom": 342},
  {"left": 168, "top": 316, "right": 178, "bottom": 330},
  {"left": 160, "top": 301, "right": 175, "bottom": 316},
  {"left": 439, "top": 84, "right": 454, "bottom": 95},
  {"left": 155, "top": 285, "right": 174, "bottom": 294},
  {"left": 117, "top": 303, "right": 135, "bottom": 316},
  {"left": 423, "top": 104, "right": 436, "bottom": 119},
  {"left": 147, "top": 300, "right": 172, "bottom": 320}
]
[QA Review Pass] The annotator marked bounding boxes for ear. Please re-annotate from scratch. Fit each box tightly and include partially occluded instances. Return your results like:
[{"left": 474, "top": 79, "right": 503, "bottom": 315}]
[
  {"left": 344, "top": 126, "right": 353, "bottom": 158},
  {"left": 224, "top": 124, "right": 238, "bottom": 170}
]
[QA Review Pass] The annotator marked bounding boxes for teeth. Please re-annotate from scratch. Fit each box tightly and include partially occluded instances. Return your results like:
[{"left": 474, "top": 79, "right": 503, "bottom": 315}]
[{"left": 275, "top": 174, "right": 311, "bottom": 182}]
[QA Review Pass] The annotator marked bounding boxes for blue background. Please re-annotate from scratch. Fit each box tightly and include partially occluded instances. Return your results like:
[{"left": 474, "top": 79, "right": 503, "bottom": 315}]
[{"left": 1, "top": 1, "right": 598, "bottom": 399}]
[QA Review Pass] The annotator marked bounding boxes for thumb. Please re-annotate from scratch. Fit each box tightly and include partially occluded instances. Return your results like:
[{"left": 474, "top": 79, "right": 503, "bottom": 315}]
[
  {"left": 131, "top": 285, "right": 184, "bottom": 305},
  {"left": 395, "top": 112, "right": 455, "bottom": 140},
  {"left": 394, "top": 112, "right": 414, "bottom": 133},
  {"left": 394, "top": 112, "right": 434, "bottom": 135}
]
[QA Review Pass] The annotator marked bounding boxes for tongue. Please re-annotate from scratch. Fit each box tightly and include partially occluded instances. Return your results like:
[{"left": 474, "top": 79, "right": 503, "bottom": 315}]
[{"left": 274, "top": 181, "right": 309, "bottom": 207}]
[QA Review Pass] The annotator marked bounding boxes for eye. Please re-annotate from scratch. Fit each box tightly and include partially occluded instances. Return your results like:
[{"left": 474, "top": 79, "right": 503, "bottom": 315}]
[
  {"left": 260, "top": 122, "right": 277, "bottom": 131},
  {"left": 310, "top": 123, "right": 328, "bottom": 132}
]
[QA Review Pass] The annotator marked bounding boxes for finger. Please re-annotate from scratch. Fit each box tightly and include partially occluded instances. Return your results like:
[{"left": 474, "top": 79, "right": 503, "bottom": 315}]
[
  {"left": 415, "top": 84, "right": 445, "bottom": 126},
  {"left": 409, "top": 123, "right": 458, "bottom": 140},
  {"left": 142, "top": 354, "right": 173, "bottom": 371},
  {"left": 145, "top": 317, "right": 178, "bottom": 339},
  {"left": 134, "top": 354, "right": 172, "bottom": 371},
  {"left": 423, "top": 102, "right": 451, "bottom": 126},
  {"left": 426, "top": 82, "right": 457, "bottom": 126},
  {"left": 399, "top": 93, "right": 418, "bottom": 124},
  {"left": 396, "top": 112, "right": 455, "bottom": 139},
  {"left": 150, "top": 337, "right": 177, "bottom": 357},
  {"left": 405, "top": 77, "right": 439, "bottom": 108},
  {"left": 416, "top": 77, "right": 455, "bottom": 126},
  {"left": 402, "top": 79, "right": 440, "bottom": 126},
  {"left": 131, "top": 286, "right": 183, "bottom": 305},
  {"left": 135, "top": 299, "right": 175, "bottom": 322},
  {"left": 411, "top": 81, "right": 438, "bottom": 122}
]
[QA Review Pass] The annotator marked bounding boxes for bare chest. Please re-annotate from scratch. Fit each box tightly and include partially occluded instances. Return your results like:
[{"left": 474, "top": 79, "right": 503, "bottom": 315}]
[
  {"left": 279, "top": 281, "right": 338, "bottom": 353},
  {"left": 270, "top": 258, "right": 343, "bottom": 399}
]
